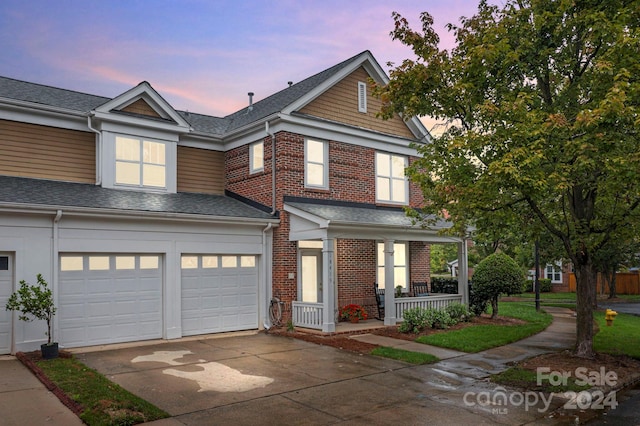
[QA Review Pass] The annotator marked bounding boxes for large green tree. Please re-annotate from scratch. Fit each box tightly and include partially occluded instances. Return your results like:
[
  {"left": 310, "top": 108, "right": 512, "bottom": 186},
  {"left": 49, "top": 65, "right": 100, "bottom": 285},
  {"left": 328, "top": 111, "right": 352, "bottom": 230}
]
[{"left": 374, "top": 0, "right": 640, "bottom": 357}]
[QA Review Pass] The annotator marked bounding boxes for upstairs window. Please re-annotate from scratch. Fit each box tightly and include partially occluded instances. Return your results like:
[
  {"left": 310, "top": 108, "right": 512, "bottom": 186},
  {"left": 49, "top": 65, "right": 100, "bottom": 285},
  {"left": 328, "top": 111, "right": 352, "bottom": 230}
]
[
  {"left": 305, "top": 139, "right": 328, "bottom": 189},
  {"left": 358, "top": 81, "right": 367, "bottom": 113},
  {"left": 115, "top": 136, "right": 166, "bottom": 188},
  {"left": 250, "top": 141, "right": 264, "bottom": 173},
  {"left": 376, "top": 152, "right": 407, "bottom": 204}
]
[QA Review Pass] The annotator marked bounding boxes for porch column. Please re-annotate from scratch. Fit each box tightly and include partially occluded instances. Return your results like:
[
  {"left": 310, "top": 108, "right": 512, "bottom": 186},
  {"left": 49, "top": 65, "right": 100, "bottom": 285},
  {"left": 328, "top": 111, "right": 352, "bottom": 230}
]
[
  {"left": 321, "top": 237, "right": 336, "bottom": 332},
  {"left": 457, "top": 239, "right": 469, "bottom": 305},
  {"left": 383, "top": 239, "right": 396, "bottom": 325}
]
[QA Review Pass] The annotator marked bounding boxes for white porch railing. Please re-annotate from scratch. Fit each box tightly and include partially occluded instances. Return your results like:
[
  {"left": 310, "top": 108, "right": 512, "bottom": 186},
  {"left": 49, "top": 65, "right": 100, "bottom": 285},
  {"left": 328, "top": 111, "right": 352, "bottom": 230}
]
[
  {"left": 292, "top": 301, "right": 324, "bottom": 329},
  {"left": 395, "top": 294, "right": 463, "bottom": 321}
]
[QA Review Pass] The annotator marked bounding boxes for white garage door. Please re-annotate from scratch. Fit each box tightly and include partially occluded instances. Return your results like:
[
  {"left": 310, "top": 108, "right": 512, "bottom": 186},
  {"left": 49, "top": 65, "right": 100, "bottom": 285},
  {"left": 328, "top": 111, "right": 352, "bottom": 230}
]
[
  {"left": 59, "top": 254, "right": 162, "bottom": 348},
  {"left": 0, "top": 254, "right": 12, "bottom": 354},
  {"left": 181, "top": 254, "right": 258, "bottom": 336}
]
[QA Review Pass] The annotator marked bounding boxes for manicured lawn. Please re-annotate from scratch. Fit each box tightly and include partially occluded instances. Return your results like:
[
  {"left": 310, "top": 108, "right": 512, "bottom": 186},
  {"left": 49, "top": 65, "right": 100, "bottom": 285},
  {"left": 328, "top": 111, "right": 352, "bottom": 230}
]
[
  {"left": 370, "top": 347, "right": 439, "bottom": 364},
  {"left": 415, "top": 302, "right": 553, "bottom": 353},
  {"left": 515, "top": 292, "right": 576, "bottom": 301},
  {"left": 594, "top": 311, "right": 640, "bottom": 359},
  {"left": 36, "top": 357, "right": 169, "bottom": 425}
]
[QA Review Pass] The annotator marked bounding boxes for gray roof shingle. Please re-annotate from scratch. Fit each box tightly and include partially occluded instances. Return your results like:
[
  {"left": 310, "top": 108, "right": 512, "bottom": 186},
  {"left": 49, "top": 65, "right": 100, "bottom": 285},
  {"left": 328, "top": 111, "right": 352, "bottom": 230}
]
[
  {"left": 285, "top": 201, "right": 450, "bottom": 229},
  {"left": 0, "top": 175, "right": 274, "bottom": 220},
  {"left": 0, "top": 51, "right": 370, "bottom": 137}
]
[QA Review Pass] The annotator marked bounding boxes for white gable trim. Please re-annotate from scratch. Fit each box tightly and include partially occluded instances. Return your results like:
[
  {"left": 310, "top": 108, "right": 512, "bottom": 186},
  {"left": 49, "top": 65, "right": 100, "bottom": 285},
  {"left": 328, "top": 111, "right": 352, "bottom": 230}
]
[{"left": 93, "top": 82, "right": 191, "bottom": 131}]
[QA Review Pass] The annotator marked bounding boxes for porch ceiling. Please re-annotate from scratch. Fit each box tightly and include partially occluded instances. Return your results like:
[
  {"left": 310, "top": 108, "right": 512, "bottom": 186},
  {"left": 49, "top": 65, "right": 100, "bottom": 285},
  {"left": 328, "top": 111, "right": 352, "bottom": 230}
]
[{"left": 284, "top": 201, "right": 461, "bottom": 243}]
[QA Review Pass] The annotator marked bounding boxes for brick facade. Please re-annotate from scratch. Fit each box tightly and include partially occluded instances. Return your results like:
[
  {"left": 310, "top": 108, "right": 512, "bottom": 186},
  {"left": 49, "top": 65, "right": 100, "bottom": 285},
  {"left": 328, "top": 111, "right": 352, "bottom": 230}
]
[{"left": 226, "top": 130, "right": 431, "bottom": 322}]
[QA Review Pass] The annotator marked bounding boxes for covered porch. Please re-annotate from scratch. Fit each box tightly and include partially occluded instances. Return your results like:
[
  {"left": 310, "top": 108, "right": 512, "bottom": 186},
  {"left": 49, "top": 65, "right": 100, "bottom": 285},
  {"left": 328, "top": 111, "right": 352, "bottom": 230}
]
[{"left": 284, "top": 200, "right": 469, "bottom": 332}]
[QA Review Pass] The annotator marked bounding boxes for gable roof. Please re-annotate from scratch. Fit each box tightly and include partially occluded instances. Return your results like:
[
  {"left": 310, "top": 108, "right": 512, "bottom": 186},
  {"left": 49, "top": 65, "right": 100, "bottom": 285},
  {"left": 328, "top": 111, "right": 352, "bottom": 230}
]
[{"left": 0, "top": 50, "right": 428, "bottom": 140}]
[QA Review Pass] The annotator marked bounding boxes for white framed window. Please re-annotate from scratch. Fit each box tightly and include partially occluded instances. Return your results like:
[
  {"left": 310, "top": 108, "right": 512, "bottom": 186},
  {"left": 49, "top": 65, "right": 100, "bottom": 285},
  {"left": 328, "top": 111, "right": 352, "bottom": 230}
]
[
  {"left": 115, "top": 135, "right": 166, "bottom": 188},
  {"left": 545, "top": 263, "right": 562, "bottom": 283},
  {"left": 250, "top": 141, "right": 264, "bottom": 173},
  {"left": 358, "top": 81, "right": 367, "bottom": 113},
  {"left": 376, "top": 152, "right": 407, "bottom": 204},
  {"left": 376, "top": 242, "right": 408, "bottom": 291},
  {"left": 305, "top": 139, "right": 328, "bottom": 189}
]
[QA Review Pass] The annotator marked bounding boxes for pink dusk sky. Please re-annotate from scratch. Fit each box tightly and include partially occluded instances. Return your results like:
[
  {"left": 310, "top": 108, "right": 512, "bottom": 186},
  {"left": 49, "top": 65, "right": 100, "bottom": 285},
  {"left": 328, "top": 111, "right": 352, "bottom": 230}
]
[{"left": 1, "top": 0, "right": 489, "bottom": 118}]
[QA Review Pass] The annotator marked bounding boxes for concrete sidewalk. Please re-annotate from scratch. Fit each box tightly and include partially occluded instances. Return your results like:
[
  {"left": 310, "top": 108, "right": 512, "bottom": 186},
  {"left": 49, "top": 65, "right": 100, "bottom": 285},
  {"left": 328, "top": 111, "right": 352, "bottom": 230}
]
[{"left": 0, "top": 356, "right": 83, "bottom": 425}]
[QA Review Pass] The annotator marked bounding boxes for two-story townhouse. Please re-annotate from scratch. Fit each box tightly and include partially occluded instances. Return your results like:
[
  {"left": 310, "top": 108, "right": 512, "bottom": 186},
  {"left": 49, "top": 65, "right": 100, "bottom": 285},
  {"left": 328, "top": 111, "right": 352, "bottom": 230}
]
[{"left": 0, "top": 50, "right": 469, "bottom": 354}]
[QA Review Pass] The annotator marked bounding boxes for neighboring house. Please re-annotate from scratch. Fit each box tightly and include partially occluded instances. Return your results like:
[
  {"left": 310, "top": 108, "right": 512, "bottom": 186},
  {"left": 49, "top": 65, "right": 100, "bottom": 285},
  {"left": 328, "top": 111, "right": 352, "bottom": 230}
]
[
  {"left": 0, "top": 50, "right": 469, "bottom": 354},
  {"left": 528, "top": 261, "right": 571, "bottom": 292}
]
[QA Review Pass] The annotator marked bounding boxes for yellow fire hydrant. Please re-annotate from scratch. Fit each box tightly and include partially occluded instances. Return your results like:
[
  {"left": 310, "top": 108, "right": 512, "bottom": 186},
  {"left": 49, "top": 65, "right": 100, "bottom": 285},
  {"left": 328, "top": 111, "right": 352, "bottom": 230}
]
[{"left": 605, "top": 309, "right": 618, "bottom": 326}]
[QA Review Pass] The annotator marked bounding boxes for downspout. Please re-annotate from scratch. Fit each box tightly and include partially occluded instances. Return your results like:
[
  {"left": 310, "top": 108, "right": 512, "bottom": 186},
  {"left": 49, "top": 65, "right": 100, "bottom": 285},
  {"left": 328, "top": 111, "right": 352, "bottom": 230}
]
[
  {"left": 52, "top": 210, "right": 62, "bottom": 344},
  {"left": 265, "top": 121, "right": 276, "bottom": 215},
  {"left": 87, "top": 114, "right": 102, "bottom": 185},
  {"left": 262, "top": 223, "right": 273, "bottom": 329}
]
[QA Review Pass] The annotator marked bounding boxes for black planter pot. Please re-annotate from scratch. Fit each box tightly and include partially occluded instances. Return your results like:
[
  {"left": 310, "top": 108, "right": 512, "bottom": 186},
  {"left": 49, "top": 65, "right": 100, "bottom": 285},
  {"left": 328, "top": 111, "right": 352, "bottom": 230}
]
[{"left": 41, "top": 342, "right": 59, "bottom": 360}]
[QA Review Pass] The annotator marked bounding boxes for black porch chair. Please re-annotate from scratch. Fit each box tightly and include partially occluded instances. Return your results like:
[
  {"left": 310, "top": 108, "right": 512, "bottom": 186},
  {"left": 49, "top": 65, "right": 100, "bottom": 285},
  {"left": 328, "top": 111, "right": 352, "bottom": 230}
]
[{"left": 411, "top": 282, "right": 430, "bottom": 297}]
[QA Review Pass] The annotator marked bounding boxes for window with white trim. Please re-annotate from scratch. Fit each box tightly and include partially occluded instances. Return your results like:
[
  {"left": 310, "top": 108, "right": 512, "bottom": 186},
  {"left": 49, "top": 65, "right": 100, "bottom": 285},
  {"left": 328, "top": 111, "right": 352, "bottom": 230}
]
[
  {"left": 305, "top": 139, "right": 328, "bottom": 189},
  {"left": 545, "top": 263, "right": 562, "bottom": 283},
  {"left": 376, "top": 152, "right": 407, "bottom": 204},
  {"left": 377, "top": 242, "right": 408, "bottom": 291},
  {"left": 250, "top": 141, "right": 264, "bottom": 173},
  {"left": 115, "top": 135, "right": 166, "bottom": 188},
  {"left": 358, "top": 81, "right": 367, "bottom": 113}
]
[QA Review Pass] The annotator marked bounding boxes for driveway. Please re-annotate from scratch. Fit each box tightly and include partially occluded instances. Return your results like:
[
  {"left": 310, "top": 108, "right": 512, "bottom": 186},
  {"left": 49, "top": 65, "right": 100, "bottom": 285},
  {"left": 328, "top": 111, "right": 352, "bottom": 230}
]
[{"left": 75, "top": 327, "right": 574, "bottom": 425}]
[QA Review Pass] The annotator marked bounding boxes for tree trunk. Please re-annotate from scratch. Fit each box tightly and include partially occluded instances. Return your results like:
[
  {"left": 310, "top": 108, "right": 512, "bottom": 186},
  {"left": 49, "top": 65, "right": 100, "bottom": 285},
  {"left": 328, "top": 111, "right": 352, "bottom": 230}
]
[
  {"left": 608, "top": 270, "right": 617, "bottom": 299},
  {"left": 574, "top": 261, "right": 596, "bottom": 358},
  {"left": 491, "top": 297, "right": 498, "bottom": 319}
]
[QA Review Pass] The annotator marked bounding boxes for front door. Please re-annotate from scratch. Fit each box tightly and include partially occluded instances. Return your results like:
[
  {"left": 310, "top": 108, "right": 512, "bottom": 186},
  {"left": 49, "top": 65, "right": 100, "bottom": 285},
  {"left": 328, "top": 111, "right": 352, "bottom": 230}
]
[{"left": 300, "top": 250, "right": 322, "bottom": 303}]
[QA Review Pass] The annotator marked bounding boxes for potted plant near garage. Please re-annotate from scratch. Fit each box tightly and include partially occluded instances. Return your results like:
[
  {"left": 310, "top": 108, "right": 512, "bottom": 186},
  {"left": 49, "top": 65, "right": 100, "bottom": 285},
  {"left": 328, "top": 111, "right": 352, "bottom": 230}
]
[{"left": 5, "top": 274, "right": 58, "bottom": 359}]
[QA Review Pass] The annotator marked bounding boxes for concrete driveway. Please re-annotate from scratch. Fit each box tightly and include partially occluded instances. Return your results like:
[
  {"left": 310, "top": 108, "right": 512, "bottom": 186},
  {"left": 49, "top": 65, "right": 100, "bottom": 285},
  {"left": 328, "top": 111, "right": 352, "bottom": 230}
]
[{"left": 74, "top": 329, "right": 572, "bottom": 425}]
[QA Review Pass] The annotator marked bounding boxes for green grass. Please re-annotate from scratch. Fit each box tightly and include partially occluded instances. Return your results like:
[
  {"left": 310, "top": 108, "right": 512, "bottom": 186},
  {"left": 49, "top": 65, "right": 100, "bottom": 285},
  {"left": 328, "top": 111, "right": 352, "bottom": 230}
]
[
  {"left": 370, "top": 347, "right": 439, "bottom": 364},
  {"left": 514, "top": 292, "right": 576, "bottom": 301},
  {"left": 594, "top": 311, "right": 640, "bottom": 359},
  {"left": 415, "top": 302, "right": 553, "bottom": 353},
  {"left": 36, "top": 357, "right": 169, "bottom": 425},
  {"left": 491, "top": 366, "right": 591, "bottom": 393}
]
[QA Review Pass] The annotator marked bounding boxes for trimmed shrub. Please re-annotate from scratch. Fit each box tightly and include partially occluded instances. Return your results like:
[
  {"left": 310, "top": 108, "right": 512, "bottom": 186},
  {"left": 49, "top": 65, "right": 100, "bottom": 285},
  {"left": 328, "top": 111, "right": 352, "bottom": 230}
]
[
  {"left": 523, "top": 278, "right": 552, "bottom": 293},
  {"left": 445, "top": 303, "right": 473, "bottom": 322},
  {"left": 472, "top": 253, "right": 524, "bottom": 318},
  {"left": 399, "top": 307, "right": 431, "bottom": 333},
  {"left": 399, "top": 307, "right": 459, "bottom": 333},
  {"left": 469, "top": 281, "right": 489, "bottom": 316}
]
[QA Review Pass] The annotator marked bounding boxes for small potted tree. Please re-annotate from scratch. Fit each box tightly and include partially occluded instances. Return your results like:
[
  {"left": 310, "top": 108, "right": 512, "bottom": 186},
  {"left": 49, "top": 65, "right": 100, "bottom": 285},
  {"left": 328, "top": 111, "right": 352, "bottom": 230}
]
[{"left": 5, "top": 274, "right": 58, "bottom": 359}]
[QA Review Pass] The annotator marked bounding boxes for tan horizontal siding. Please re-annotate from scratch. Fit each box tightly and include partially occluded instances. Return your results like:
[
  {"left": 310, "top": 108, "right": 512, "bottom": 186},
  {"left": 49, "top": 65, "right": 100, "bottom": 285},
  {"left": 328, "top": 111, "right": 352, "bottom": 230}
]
[
  {"left": 120, "top": 98, "right": 162, "bottom": 118},
  {"left": 177, "top": 146, "right": 224, "bottom": 194},
  {"left": 0, "top": 119, "right": 95, "bottom": 183},
  {"left": 299, "top": 67, "right": 415, "bottom": 139}
]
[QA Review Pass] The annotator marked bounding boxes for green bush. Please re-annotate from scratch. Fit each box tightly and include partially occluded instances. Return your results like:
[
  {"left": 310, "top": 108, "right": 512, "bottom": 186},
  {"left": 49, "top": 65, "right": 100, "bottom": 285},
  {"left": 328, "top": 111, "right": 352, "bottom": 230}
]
[
  {"left": 446, "top": 303, "right": 473, "bottom": 322},
  {"left": 539, "top": 278, "right": 552, "bottom": 292},
  {"left": 472, "top": 253, "right": 524, "bottom": 318},
  {"left": 523, "top": 278, "right": 552, "bottom": 293},
  {"left": 399, "top": 307, "right": 431, "bottom": 333},
  {"left": 399, "top": 307, "right": 459, "bottom": 333},
  {"left": 469, "top": 282, "right": 488, "bottom": 316}
]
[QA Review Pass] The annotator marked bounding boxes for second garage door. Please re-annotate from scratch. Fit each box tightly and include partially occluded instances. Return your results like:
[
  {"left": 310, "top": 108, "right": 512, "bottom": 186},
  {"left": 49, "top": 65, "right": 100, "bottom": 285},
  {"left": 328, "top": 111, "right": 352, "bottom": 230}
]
[{"left": 181, "top": 254, "right": 258, "bottom": 336}]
